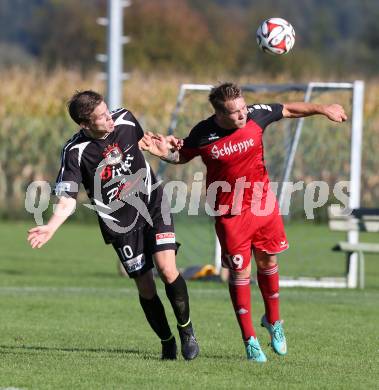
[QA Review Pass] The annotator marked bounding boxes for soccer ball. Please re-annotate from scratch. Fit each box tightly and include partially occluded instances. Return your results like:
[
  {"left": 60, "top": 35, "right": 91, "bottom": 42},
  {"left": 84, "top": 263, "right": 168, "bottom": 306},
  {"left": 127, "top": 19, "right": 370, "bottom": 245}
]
[{"left": 256, "top": 18, "right": 295, "bottom": 55}]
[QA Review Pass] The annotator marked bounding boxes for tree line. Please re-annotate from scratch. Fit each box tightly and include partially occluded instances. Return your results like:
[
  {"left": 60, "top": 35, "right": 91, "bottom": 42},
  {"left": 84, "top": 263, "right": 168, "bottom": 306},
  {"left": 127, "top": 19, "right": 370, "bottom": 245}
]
[{"left": 1, "top": 0, "right": 378, "bottom": 77}]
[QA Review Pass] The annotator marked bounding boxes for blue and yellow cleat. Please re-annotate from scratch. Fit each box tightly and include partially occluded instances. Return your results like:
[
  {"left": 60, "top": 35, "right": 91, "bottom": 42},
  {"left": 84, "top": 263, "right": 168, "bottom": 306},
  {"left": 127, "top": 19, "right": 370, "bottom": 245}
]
[
  {"left": 244, "top": 336, "right": 267, "bottom": 362},
  {"left": 261, "top": 315, "right": 287, "bottom": 356}
]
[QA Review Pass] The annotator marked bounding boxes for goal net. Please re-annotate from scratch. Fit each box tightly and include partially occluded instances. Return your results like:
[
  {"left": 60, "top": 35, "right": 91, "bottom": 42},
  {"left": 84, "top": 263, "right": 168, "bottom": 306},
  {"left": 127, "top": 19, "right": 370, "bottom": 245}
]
[{"left": 158, "top": 81, "right": 364, "bottom": 288}]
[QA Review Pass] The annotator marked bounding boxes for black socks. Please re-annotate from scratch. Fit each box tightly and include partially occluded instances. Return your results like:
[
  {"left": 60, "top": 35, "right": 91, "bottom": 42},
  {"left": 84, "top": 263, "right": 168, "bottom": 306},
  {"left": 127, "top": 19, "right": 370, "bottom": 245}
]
[
  {"left": 139, "top": 294, "right": 172, "bottom": 341},
  {"left": 165, "top": 274, "right": 190, "bottom": 327},
  {"left": 139, "top": 274, "right": 191, "bottom": 342}
]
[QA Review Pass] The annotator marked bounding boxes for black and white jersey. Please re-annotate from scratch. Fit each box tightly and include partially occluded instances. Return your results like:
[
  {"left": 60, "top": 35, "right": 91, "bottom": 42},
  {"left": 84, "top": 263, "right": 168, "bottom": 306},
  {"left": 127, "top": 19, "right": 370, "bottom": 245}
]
[{"left": 55, "top": 108, "right": 163, "bottom": 244}]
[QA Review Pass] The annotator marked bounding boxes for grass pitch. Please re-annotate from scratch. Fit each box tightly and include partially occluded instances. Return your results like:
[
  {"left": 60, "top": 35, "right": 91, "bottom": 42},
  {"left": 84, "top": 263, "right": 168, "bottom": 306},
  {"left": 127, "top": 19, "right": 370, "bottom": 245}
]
[{"left": 0, "top": 221, "right": 378, "bottom": 389}]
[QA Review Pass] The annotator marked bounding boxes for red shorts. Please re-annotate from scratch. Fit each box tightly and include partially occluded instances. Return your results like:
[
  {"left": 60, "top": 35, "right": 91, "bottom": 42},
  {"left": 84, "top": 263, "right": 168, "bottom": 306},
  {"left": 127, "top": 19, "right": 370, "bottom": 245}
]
[{"left": 215, "top": 202, "right": 288, "bottom": 271}]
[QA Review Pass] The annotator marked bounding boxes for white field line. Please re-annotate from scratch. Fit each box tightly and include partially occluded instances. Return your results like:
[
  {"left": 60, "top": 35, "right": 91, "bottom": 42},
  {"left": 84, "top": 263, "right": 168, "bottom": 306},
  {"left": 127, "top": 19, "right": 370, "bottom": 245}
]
[
  {"left": 0, "top": 388, "right": 27, "bottom": 390},
  {"left": 0, "top": 286, "right": 228, "bottom": 296},
  {"left": 0, "top": 286, "right": 376, "bottom": 300}
]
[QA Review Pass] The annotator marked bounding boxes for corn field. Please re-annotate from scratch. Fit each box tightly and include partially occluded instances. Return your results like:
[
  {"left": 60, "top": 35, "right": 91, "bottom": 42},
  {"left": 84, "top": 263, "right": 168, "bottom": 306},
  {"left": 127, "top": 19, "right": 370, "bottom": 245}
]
[{"left": 1, "top": 67, "right": 378, "bottom": 219}]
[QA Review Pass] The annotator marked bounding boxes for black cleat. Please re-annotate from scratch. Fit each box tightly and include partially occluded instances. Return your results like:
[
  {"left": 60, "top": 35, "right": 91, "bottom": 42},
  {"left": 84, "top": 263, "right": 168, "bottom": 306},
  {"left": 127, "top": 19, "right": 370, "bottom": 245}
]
[
  {"left": 177, "top": 323, "right": 199, "bottom": 360},
  {"left": 161, "top": 336, "right": 177, "bottom": 360}
]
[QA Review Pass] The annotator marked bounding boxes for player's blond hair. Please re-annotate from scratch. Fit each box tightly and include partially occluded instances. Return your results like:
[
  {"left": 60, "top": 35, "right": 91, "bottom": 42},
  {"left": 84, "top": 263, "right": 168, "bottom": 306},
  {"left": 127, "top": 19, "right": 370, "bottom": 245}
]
[{"left": 209, "top": 82, "right": 242, "bottom": 113}]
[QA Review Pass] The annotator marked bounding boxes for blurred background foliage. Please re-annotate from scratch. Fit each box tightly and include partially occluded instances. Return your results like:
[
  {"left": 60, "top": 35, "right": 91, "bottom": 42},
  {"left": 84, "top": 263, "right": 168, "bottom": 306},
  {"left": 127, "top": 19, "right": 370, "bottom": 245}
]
[
  {"left": 1, "top": 0, "right": 379, "bottom": 76},
  {"left": 0, "top": 0, "right": 378, "bottom": 220}
]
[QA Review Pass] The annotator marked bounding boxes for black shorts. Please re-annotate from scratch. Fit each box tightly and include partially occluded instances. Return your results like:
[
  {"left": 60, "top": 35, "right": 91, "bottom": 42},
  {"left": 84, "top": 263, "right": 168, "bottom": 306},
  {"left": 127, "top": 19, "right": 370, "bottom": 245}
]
[{"left": 112, "top": 215, "right": 177, "bottom": 278}]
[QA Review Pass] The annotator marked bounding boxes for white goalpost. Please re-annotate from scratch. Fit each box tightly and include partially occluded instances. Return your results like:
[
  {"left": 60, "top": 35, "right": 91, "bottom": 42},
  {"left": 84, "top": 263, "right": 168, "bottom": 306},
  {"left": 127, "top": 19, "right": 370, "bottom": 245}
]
[{"left": 161, "top": 81, "right": 364, "bottom": 288}]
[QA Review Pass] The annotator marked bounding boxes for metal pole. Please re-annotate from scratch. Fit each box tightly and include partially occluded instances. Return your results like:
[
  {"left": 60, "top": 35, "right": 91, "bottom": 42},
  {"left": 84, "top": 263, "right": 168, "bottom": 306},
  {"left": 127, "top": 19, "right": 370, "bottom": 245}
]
[
  {"left": 278, "top": 83, "right": 313, "bottom": 211},
  {"left": 347, "top": 80, "right": 364, "bottom": 288},
  {"left": 107, "top": 0, "right": 124, "bottom": 110}
]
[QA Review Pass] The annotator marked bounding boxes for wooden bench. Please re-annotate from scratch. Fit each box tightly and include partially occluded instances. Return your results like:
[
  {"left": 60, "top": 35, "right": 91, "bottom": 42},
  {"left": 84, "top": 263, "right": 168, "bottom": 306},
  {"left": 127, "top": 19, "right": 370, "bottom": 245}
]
[{"left": 328, "top": 205, "right": 379, "bottom": 288}]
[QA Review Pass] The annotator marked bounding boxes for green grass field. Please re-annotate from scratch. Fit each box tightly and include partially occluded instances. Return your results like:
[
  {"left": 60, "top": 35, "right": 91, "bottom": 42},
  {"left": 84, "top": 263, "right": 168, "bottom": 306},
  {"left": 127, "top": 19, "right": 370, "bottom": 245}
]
[{"left": 0, "top": 221, "right": 378, "bottom": 389}]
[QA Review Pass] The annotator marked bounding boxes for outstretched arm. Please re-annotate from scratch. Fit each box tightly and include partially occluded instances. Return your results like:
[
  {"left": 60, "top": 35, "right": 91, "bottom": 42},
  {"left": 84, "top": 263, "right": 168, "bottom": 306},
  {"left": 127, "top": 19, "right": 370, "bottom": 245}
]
[
  {"left": 27, "top": 196, "right": 76, "bottom": 249},
  {"left": 139, "top": 132, "right": 189, "bottom": 164},
  {"left": 282, "top": 102, "right": 347, "bottom": 122}
]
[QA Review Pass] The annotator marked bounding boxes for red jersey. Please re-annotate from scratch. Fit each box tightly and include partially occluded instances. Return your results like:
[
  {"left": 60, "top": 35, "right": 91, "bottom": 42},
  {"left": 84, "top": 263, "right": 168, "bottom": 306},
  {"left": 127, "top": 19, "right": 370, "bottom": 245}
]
[{"left": 179, "top": 104, "right": 283, "bottom": 215}]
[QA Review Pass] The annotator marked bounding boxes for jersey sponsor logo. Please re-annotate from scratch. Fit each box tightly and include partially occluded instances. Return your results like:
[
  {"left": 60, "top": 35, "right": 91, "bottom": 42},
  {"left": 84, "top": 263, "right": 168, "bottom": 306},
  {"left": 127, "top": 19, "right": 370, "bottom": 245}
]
[
  {"left": 103, "top": 143, "right": 123, "bottom": 165},
  {"left": 122, "top": 253, "right": 145, "bottom": 273},
  {"left": 110, "top": 173, "right": 143, "bottom": 202},
  {"left": 100, "top": 157, "right": 135, "bottom": 182},
  {"left": 105, "top": 168, "right": 146, "bottom": 203},
  {"left": 88, "top": 166, "right": 161, "bottom": 234},
  {"left": 156, "top": 232, "right": 175, "bottom": 245},
  {"left": 210, "top": 139, "right": 255, "bottom": 159},
  {"left": 100, "top": 143, "right": 135, "bottom": 182}
]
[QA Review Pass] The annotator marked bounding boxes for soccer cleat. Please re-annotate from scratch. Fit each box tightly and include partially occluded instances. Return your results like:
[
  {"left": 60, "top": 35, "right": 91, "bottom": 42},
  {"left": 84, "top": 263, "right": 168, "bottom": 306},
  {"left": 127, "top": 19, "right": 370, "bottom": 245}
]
[
  {"left": 177, "top": 323, "right": 199, "bottom": 360},
  {"left": 244, "top": 336, "right": 267, "bottom": 362},
  {"left": 261, "top": 315, "right": 287, "bottom": 355},
  {"left": 161, "top": 336, "right": 177, "bottom": 360}
]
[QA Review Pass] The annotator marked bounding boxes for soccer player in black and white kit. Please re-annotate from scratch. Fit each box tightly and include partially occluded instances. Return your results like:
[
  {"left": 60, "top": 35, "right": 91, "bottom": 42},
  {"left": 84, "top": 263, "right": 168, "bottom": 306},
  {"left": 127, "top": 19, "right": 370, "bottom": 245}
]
[{"left": 27, "top": 90, "right": 199, "bottom": 360}]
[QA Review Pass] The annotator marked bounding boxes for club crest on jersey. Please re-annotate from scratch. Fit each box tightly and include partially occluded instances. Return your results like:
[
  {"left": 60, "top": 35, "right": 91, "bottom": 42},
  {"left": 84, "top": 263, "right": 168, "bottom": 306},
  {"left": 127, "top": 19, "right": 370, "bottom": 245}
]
[{"left": 103, "top": 143, "right": 123, "bottom": 165}]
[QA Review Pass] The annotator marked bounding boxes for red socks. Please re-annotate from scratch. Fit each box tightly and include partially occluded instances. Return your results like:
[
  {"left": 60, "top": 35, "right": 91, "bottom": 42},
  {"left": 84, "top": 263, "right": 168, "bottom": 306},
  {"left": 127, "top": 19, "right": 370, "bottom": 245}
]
[
  {"left": 257, "top": 264, "right": 280, "bottom": 324},
  {"left": 228, "top": 264, "right": 280, "bottom": 340},
  {"left": 228, "top": 278, "right": 255, "bottom": 340}
]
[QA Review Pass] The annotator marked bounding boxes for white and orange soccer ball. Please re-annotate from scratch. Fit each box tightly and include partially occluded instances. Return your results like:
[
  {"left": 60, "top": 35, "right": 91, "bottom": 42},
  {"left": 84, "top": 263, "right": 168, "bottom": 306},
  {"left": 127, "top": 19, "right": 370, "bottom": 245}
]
[{"left": 256, "top": 17, "right": 295, "bottom": 55}]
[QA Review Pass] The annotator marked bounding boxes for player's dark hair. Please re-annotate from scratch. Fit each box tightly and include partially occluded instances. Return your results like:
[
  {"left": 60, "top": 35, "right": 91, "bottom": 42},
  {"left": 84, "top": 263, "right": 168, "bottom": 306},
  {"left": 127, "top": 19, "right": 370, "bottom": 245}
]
[
  {"left": 209, "top": 83, "right": 243, "bottom": 113},
  {"left": 67, "top": 90, "right": 104, "bottom": 125}
]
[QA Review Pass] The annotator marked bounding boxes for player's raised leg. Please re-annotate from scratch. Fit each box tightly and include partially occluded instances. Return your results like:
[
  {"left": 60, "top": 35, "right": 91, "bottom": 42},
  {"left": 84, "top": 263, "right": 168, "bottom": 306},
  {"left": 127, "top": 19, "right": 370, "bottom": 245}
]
[
  {"left": 154, "top": 249, "right": 199, "bottom": 360},
  {"left": 255, "top": 250, "right": 287, "bottom": 356}
]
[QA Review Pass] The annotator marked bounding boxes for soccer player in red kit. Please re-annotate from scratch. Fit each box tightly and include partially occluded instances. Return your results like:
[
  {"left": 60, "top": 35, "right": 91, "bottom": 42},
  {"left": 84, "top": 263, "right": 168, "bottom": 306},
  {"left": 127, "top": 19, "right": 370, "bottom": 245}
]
[{"left": 140, "top": 83, "right": 347, "bottom": 362}]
